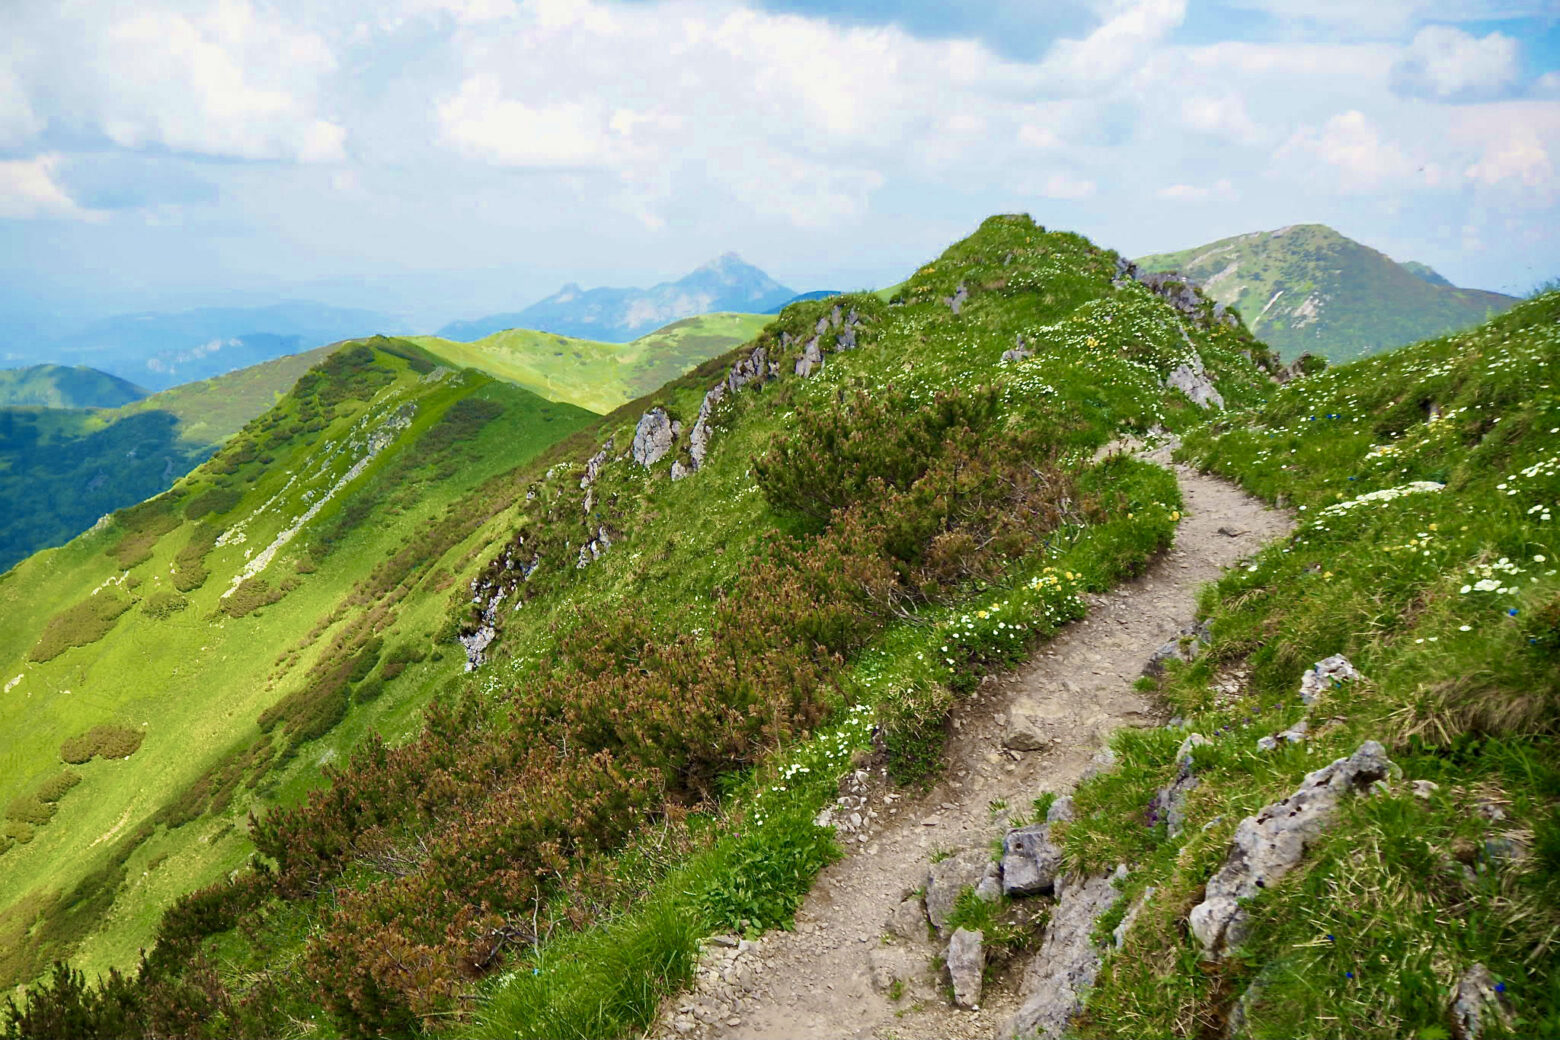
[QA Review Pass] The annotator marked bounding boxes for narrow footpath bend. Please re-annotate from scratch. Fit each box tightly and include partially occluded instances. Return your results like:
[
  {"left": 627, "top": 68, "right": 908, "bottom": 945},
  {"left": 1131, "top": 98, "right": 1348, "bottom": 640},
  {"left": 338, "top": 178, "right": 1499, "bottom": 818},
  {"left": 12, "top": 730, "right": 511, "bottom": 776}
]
[{"left": 654, "top": 462, "right": 1293, "bottom": 1040}]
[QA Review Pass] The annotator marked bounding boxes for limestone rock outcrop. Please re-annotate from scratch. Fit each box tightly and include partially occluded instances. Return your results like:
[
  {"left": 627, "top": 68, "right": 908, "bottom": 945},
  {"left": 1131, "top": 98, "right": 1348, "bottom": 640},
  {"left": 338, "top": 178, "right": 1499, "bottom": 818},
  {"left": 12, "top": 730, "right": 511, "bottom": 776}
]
[{"left": 1188, "top": 741, "right": 1396, "bottom": 959}]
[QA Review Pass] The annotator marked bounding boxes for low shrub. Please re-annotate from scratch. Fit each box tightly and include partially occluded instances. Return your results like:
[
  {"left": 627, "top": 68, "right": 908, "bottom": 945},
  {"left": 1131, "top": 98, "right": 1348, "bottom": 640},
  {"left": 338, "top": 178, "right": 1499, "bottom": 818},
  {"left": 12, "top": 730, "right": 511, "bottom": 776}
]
[
  {"left": 34, "top": 770, "right": 80, "bottom": 803},
  {"left": 183, "top": 487, "right": 241, "bottom": 521},
  {"left": 30, "top": 594, "right": 131, "bottom": 663},
  {"left": 218, "top": 578, "right": 282, "bottom": 619},
  {"left": 141, "top": 589, "right": 188, "bottom": 620},
  {"left": 171, "top": 526, "right": 218, "bottom": 593},
  {"left": 4, "top": 797, "right": 55, "bottom": 827},
  {"left": 60, "top": 725, "right": 144, "bottom": 764}
]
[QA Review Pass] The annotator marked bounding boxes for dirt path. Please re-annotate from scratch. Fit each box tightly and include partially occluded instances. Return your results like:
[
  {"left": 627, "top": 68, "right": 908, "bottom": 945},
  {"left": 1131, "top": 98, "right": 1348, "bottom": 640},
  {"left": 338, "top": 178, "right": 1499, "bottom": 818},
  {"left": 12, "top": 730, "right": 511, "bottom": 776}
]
[{"left": 654, "top": 461, "right": 1292, "bottom": 1040}]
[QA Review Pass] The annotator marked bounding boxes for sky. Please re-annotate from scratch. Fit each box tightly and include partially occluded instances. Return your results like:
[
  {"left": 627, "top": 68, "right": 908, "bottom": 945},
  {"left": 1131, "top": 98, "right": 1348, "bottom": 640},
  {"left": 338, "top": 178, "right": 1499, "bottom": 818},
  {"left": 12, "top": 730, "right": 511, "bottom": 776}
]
[{"left": 2, "top": 0, "right": 1558, "bottom": 334}]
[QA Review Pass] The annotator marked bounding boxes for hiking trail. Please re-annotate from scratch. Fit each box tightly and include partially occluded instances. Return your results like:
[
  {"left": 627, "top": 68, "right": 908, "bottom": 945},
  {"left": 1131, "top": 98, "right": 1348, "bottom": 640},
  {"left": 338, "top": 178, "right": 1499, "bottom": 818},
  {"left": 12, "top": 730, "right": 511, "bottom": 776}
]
[{"left": 655, "top": 457, "right": 1292, "bottom": 1040}]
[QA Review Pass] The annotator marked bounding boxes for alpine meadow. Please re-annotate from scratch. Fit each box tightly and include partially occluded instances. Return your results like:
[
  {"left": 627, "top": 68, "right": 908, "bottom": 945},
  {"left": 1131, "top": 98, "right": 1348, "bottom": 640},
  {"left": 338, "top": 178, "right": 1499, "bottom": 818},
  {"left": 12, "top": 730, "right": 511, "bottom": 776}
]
[
  {"left": 4, "top": 2, "right": 1559, "bottom": 1039},
  {"left": 0, "top": 213, "right": 1552, "bottom": 1040}
]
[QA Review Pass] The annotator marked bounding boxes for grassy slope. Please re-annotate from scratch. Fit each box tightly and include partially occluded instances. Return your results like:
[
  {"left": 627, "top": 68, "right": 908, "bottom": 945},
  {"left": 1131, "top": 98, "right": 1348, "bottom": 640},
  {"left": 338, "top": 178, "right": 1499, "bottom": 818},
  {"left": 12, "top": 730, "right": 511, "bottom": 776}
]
[
  {"left": 410, "top": 312, "right": 769, "bottom": 413},
  {"left": 1136, "top": 224, "right": 1518, "bottom": 363},
  {"left": 100, "top": 345, "right": 338, "bottom": 444},
  {"left": 0, "top": 342, "right": 594, "bottom": 991},
  {"left": 0, "top": 215, "right": 1293, "bottom": 1038},
  {"left": 1067, "top": 293, "right": 1560, "bottom": 1038},
  {"left": 0, "top": 366, "right": 147, "bottom": 409},
  {"left": 0, "top": 347, "right": 339, "bottom": 574}
]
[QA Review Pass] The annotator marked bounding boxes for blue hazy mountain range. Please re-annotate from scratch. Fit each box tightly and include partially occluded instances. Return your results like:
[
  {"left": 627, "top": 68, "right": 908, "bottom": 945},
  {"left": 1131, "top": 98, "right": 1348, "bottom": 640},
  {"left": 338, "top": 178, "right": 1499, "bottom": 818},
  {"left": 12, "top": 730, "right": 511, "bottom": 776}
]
[
  {"left": 0, "top": 364, "right": 148, "bottom": 409},
  {"left": 438, "top": 253, "right": 796, "bottom": 343},
  {"left": 31, "top": 302, "right": 404, "bottom": 391}
]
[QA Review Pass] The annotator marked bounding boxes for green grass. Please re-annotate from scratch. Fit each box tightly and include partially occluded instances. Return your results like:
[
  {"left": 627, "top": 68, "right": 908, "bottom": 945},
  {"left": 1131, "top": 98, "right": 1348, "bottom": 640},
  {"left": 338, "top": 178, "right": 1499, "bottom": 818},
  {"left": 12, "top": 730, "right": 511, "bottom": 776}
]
[
  {"left": 1136, "top": 224, "right": 1518, "bottom": 363},
  {"left": 1067, "top": 291, "right": 1560, "bottom": 1039},
  {"left": 411, "top": 312, "right": 769, "bottom": 413},
  {"left": 0, "top": 365, "right": 146, "bottom": 409},
  {"left": 0, "top": 343, "right": 594, "bottom": 993},
  {"left": 0, "top": 347, "right": 338, "bottom": 572},
  {"left": 0, "top": 215, "right": 1286, "bottom": 1036}
]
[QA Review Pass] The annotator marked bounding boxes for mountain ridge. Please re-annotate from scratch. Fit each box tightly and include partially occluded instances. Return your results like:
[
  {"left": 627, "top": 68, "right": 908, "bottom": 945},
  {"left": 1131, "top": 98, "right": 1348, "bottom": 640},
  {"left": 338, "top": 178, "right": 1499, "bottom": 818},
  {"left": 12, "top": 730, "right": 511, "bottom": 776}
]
[
  {"left": 438, "top": 253, "right": 796, "bottom": 343},
  {"left": 1135, "top": 223, "right": 1518, "bottom": 362},
  {"left": 0, "top": 365, "right": 148, "bottom": 409}
]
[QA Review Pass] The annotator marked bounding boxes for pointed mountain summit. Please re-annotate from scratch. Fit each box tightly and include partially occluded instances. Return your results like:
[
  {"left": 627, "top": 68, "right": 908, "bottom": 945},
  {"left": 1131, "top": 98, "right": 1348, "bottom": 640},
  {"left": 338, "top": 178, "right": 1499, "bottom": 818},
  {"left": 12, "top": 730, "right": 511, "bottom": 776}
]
[
  {"left": 1135, "top": 224, "right": 1518, "bottom": 362},
  {"left": 437, "top": 254, "right": 796, "bottom": 343}
]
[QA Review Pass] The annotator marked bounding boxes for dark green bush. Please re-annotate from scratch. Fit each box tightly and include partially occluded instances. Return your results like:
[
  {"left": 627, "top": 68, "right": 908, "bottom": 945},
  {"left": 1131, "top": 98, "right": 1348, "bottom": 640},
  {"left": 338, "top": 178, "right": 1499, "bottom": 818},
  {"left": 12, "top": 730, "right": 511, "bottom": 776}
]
[
  {"left": 34, "top": 770, "right": 81, "bottom": 803},
  {"left": 4, "top": 797, "right": 55, "bottom": 827},
  {"left": 218, "top": 578, "right": 282, "bottom": 619},
  {"left": 183, "top": 487, "right": 241, "bottom": 521},
  {"left": 30, "top": 594, "right": 131, "bottom": 663},
  {"left": 60, "top": 725, "right": 144, "bottom": 764},
  {"left": 141, "top": 589, "right": 188, "bottom": 620}
]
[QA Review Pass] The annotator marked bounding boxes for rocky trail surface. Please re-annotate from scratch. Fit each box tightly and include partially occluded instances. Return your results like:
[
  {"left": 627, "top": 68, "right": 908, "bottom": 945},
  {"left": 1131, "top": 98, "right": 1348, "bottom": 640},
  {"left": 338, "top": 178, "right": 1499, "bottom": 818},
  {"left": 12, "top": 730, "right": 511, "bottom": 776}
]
[{"left": 654, "top": 456, "right": 1293, "bottom": 1040}]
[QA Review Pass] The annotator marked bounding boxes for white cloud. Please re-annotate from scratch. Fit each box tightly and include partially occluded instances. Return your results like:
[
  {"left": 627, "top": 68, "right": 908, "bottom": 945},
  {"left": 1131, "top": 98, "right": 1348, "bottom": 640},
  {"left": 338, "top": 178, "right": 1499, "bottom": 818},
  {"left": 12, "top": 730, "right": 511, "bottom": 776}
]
[
  {"left": 1466, "top": 132, "right": 1554, "bottom": 190},
  {"left": 439, "top": 79, "right": 614, "bottom": 166},
  {"left": 0, "top": 154, "right": 98, "bottom": 221},
  {"left": 1277, "top": 110, "right": 1421, "bottom": 192},
  {"left": 1180, "top": 94, "right": 1261, "bottom": 142},
  {"left": 1034, "top": 172, "right": 1097, "bottom": 200},
  {"left": 0, "top": 63, "right": 43, "bottom": 148},
  {"left": 1535, "top": 71, "right": 1560, "bottom": 97},
  {"left": 1391, "top": 26, "right": 1519, "bottom": 101},
  {"left": 1039, "top": 0, "right": 1187, "bottom": 89},
  {"left": 427, "top": 0, "right": 1068, "bottom": 226},
  {"left": 1017, "top": 123, "right": 1060, "bottom": 149},
  {"left": 1222, "top": 0, "right": 1549, "bottom": 37},
  {"left": 8, "top": 0, "right": 344, "bottom": 163},
  {"left": 1156, "top": 178, "right": 1236, "bottom": 201}
]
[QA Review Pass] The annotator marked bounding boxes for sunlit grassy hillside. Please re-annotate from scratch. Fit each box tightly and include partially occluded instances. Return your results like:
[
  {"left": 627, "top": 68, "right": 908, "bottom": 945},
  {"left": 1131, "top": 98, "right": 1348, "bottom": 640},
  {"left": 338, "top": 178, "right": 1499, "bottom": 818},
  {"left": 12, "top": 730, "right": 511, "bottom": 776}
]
[
  {"left": 411, "top": 311, "right": 769, "bottom": 413},
  {"left": 0, "top": 215, "right": 1288, "bottom": 1038},
  {"left": 0, "top": 340, "right": 593, "bottom": 993},
  {"left": 1067, "top": 291, "right": 1560, "bottom": 1038}
]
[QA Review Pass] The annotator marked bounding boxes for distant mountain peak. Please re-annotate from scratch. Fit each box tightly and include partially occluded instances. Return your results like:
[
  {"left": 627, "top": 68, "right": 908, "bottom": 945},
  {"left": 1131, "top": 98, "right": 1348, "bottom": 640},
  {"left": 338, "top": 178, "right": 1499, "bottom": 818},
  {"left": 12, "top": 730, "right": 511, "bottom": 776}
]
[
  {"left": 1135, "top": 225, "right": 1517, "bottom": 363},
  {"left": 439, "top": 255, "right": 795, "bottom": 343}
]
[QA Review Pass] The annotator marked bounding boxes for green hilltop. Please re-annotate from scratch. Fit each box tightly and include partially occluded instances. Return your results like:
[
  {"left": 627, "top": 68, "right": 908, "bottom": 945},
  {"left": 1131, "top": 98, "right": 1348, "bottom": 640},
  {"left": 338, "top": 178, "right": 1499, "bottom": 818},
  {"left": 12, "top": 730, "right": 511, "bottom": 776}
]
[
  {"left": 0, "top": 339, "right": 595, "bottom": 992},
  {"left": 0, "top": 348, "right": 335, "bottom": 574},
  {"left": 1135, "top": 224, "right": 1518, "bottom": 363},
  {"left": 410, "top": 311, "right": 770, "bottom": 414},
  {"left": 0, "top": 216, "right": 1555, "bottom": 1040},
  {"left": 0, "top": 365, "right": 148, "bottom": 410}
]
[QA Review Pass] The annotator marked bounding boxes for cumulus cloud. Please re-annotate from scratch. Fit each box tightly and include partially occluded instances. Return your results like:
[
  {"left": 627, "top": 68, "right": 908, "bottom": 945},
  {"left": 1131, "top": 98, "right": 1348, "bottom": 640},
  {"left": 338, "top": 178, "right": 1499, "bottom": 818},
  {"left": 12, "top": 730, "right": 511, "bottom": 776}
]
[
  {"left": 1180, "top": 94, "right": 1261, "bottom": 142},
  {"left": 1466, "top": 132, "right": 1554, "bottom": 191},
  {"left": 4, "top": 0, "right": 345, "bottom": 163},
  {"left": 427, "top": 0, "right": 1079, "bottom": 226},
  {"left": 1391, "top": 26, "right": 1519, "bottom": 102},
  {"left": 1038, "top": 0, "right": 1187, "bottom": 89},
  {"left": 1277, "top": 110, "right": 1422, "bottom": 192},
  {"left": 0, "top": 64, "right": 43, "bottom": 148},
  {"left": 1156, "top": 178, "right": 1236, "bottom": 201},
  {"left": 0, "top": 155, "right": 98, "bottom": 221},
  {"left": 1032, "top": 172, "right": 1097, "bottom": 200}
]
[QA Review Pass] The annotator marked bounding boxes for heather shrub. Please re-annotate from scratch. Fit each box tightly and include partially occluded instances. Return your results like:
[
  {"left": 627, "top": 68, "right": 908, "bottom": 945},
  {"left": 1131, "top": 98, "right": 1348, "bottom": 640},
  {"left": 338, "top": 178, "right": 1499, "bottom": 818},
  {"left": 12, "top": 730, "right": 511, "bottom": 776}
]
[
  {"left": 30, "top": 593, "right": 131, "bottom": 663},
  {"left": 60, "top": 725, "right": 144, "bottom": 764},
  {"left": 218, "top": 578, "right": 282, "bottom": 619},
  {"left": 171, "top": 525, "right": 218, "bottom": 593},
  {"left": 34, "top": 770, "right": 81, "bottom": 803},
  {"left": 753, "top": 383, "right": 1002, "bottom": 525},
  {"left": 105, "top": 501, "right": 181, "bottom": 569},
  {"left": 141, "top": 589, "right": 188, "bottom": 620},
  {"left": 4, "top": 797, "right": 55, "bottom": 827}
]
